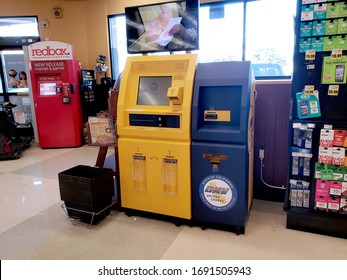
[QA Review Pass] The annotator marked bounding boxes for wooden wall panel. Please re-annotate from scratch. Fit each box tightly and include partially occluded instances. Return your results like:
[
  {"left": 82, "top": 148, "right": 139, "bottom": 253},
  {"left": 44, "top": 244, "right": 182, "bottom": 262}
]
[{"left": 253, "top": 82, "right": 292, "bottom": 202}]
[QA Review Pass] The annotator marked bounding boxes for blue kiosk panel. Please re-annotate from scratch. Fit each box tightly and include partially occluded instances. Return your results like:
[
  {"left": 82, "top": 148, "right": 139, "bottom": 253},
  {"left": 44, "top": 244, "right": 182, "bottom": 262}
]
[
  {"left": 191, "top": 61, "right": 253, "bottom": 144},
  {"left": 191, "top": 61, "right": 255, "bottom": 233},
  {"left": 191, "top": 142, "right": 249, "bottom": 228}
]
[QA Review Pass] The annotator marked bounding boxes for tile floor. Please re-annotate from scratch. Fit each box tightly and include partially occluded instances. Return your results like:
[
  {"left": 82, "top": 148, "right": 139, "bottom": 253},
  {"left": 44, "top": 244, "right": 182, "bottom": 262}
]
[{"left": 0, "top": 143, "right": 347, "bottom": 260}]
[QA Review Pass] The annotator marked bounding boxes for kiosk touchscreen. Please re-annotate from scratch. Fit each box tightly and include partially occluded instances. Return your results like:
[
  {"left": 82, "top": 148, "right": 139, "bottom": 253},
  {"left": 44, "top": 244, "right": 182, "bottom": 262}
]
[{"left": 117, "top": 54, "right": 197, "bottom": 219}]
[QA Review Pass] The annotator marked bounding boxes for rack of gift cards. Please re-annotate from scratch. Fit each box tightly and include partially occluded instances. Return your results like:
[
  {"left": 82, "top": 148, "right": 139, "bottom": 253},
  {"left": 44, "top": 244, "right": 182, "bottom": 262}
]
[
  {"left": 285, "top": 0, "right": 347, "bottom": 238},
  {"left": 314, "top": 126, "right": 347, "bottom": 214}
]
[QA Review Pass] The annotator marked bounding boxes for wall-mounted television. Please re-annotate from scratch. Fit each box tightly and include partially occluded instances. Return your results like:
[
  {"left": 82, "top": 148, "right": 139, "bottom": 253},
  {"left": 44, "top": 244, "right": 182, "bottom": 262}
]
[{"left": 125, "top": 0, "right": 199, "bottom": 54}]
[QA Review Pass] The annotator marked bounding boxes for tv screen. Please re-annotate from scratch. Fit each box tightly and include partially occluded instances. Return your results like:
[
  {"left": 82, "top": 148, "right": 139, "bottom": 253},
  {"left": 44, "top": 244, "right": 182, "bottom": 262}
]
[
  {"left": 137, "top": 76, "right": 172, "bottom": 105},
  {"left": 125, "top": 0, "right": 199, "bottom": 54}
]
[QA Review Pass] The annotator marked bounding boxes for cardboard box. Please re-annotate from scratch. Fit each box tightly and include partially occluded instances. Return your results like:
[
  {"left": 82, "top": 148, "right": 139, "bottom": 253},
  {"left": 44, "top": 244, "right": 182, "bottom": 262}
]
[{"left": 87, "top": 116, "right": 116, "bottom": 146}]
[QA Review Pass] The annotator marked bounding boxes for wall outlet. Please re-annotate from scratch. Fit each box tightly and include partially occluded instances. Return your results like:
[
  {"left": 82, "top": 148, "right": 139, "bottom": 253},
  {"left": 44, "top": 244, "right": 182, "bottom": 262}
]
[{"left": 259, "top": 149, "right": 265, "bottom": 159}]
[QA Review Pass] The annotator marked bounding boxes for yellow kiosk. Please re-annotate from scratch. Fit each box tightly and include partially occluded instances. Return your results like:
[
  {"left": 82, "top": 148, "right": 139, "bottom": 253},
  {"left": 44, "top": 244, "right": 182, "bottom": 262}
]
[{"left": 117, "top": 54, "right": 197, "bottom": 219}]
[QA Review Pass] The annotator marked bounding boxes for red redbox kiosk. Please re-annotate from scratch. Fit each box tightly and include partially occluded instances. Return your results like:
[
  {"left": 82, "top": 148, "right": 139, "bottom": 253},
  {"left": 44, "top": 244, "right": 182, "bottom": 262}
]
[{"left": 28, "top": 41, "right": 83, "bottom": 148}]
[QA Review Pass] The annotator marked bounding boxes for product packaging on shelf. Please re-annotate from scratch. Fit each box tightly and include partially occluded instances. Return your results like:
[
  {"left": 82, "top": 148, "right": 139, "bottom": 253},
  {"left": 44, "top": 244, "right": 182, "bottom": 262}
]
[
  {"left": 290, "top": 179, "right": 310, "bottom": 208},
  {"left": 333, "top": 130, "right": 346, "bottom": 146},
  {"left": 296, "top": 91, "right": 321, "bottom": 119},
  {"left": 315, "top": 179, "right": 331, "bottom": 211},
  {"left": 318, "top": 146, "right": 333, "bottom": 164}
]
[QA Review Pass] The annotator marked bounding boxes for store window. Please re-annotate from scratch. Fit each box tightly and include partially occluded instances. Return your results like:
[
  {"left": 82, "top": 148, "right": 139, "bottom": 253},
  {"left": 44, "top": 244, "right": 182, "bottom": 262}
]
[
  {"left": 0, "top": 16, "right": 40, "bottom": 101},
  {"left": 199, "top": 2, "right": 244, "bottom": 62},
  {"left": 246, "top": 0, "right": 296, "bottom": 79},
  {"left": 0, "top": 75, "right": 3, "bottom": 102},
  {"left": 0, "top": 50, "right": 29, "bottom": 94},
  {"left": 0, "top": 16, "right": 40, "bottom": 47},
  {"left": 0, "top": 17, "right": 38, "bottom": 36},
  {"left": 108, "top": 0, "right": 297, "bottom": 80},
  {"left": 108, "top": 15, "right": 127, "bottom": 82}
]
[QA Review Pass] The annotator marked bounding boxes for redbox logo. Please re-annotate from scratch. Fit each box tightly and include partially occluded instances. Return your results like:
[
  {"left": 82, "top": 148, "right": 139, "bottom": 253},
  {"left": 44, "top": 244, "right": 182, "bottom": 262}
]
[{"left": 31, "top": 46, "right": 69, "bottom": 57}]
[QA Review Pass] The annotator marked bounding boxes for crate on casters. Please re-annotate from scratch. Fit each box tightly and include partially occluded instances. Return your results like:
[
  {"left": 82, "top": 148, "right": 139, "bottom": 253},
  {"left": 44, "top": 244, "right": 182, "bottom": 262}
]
[{"left": 58, "top": 165, "right": 114, "bottom": 225}]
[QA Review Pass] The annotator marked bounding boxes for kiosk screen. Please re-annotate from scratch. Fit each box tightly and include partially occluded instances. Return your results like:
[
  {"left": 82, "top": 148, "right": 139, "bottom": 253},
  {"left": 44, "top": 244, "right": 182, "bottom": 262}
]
[
  {"left": 39, "top": 82, "right": 57, "bottom": 96},
  {"left": 137, "top": 76, "right": 172, "bottom": 105}
]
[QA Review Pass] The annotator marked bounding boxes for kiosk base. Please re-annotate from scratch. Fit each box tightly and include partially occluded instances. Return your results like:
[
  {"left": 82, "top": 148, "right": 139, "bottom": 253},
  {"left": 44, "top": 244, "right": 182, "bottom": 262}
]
[
  {"left": 191, "top": 220, "right": 246, "bottom": 235},
  {"left": 191, "top": 142, "right": 250, "bottom": 230},
  {"left": 118, "top": 138, "right": 192, "bottom": 219},
  {"left": 121, "top": 207, "right": 191, "bottom": 228}
]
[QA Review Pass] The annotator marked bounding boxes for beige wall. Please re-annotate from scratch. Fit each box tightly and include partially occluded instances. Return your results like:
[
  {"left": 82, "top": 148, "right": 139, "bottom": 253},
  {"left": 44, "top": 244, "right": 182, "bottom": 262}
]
[
  {"left": 0, "top": 0, "right": 90, "bottom": 66},
  {"left": 105, "top": 0, "right": 215, "bottom": 14},
  {"left": 1, "top": 0, "right": 216, "bottom": 75}
]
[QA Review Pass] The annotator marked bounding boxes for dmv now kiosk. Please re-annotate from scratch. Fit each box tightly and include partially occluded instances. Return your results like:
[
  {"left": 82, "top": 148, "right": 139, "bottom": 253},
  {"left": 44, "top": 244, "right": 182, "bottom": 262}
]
[
  {"left": 28, "top": 41, "right": 83, "bottom": 148},
  {"left": 117, "top": 54, "right": 197, "bottom": 219},
  {"left": 191, "top": 61, "right": 255, "bottom": 234}
]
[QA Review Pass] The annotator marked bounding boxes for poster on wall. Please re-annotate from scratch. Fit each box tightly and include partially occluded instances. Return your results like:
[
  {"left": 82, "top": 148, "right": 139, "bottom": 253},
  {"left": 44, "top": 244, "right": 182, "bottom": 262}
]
[{"left": 1, "top": 50, "right": 29, "bottom": 94}]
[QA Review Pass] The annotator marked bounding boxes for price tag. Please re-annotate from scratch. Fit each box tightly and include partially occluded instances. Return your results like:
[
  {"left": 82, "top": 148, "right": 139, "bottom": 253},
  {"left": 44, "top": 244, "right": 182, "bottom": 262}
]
[
  {"left": 328, "top": 85, "right": 339, "bottom": 96},
  {"left": 331, "top": 48, "right": 343, "bottom": 59},
  {"left": 305, "top": 49, "right": 316, "bottom": 60},
  {"left": 304, "top": 85, "right": 315, "bottom": 94}
]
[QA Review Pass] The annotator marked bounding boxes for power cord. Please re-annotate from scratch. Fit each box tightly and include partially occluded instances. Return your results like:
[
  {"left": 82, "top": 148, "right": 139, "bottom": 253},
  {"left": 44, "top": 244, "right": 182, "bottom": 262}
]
[{"left": 259, "top": 149, "right": 286, "bottom": 190}]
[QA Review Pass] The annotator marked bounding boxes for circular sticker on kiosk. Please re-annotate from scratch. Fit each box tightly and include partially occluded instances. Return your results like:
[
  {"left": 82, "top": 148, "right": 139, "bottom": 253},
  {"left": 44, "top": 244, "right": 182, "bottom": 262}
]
[{"left": 199, "top": 174, "right": 238, "bottom": 212}]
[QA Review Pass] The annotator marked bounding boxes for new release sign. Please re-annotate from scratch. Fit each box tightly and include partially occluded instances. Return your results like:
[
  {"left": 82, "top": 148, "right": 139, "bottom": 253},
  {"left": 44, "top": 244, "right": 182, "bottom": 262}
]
[{"left": 199, "top": 174, "right": 238, "bottom": 212}]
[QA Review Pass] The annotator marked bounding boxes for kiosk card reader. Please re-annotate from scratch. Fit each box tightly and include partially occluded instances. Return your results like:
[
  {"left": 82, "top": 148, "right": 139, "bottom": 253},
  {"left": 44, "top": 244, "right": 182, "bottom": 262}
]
[
  {"left": 117, "top": 54, "right": 197, "bottom": 219},
  {"left": 191, "top": 61, "right": 255, "bottom": 233}
]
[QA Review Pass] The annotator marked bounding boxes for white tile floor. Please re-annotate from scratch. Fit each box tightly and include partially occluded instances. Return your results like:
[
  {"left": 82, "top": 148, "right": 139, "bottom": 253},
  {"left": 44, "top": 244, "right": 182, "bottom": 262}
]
[{"left": 0, "top": 143, "right": 347, "bottom": 260}]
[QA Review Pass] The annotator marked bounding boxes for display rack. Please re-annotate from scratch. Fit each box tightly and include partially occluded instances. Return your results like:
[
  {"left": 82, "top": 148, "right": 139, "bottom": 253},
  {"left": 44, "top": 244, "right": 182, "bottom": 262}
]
[
  {"left": 285, "top": 120, "right": 347, "bottom": 238},
  {"left": 285, "top": 0, "right": 347, "bottom": 239}
]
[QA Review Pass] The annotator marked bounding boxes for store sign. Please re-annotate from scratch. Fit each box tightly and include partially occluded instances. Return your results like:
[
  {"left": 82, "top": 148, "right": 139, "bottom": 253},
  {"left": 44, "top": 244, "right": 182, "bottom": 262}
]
[
  {"left": 28, "top": 41, "right": 74, "bottom": 61},
  {"left": 199, "top": 174, "right": 238, "bottom": 212},
  {"left": 31, "top": 60, "right": 66, "bottom": 72}
]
